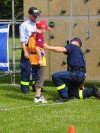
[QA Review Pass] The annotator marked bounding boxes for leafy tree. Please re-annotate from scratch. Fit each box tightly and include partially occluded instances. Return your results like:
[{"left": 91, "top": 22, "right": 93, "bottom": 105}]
[{"left": 0, "top": 0, "right": 23, "bottom": 19}]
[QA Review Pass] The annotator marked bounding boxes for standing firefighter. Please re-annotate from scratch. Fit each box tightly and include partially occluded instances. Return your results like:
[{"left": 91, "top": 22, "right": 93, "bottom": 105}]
[
  {"left": 44, "top": 38, "right": 100, "bottom": 102},
  {"left": 19, "top": 7, "right": 40, "bottom": 94}
]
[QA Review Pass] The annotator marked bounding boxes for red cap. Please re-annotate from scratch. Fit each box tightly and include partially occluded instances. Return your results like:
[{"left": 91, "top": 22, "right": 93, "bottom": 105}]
[{"left": 36, "top": 20, "right": 51, "bottom": 30}]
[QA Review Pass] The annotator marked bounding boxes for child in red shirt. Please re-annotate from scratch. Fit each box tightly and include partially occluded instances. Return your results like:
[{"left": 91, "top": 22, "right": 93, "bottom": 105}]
[{"left": 28, "top": 20, "right": 51, "bottom": 103}]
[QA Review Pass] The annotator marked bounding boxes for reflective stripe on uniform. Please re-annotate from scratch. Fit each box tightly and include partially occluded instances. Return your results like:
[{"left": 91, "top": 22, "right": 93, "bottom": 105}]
[
  {"left": 32, "top": 81, "right": 35, "bottom": 84},
  {"left": 21, "top": 81, "right": 29, "bottom": 85},
  {"left": 56, "top": 84, "right": 66, "bottom": 90},
  {"left": 79, "top": 90, "right": 83, "bottom": 99}
]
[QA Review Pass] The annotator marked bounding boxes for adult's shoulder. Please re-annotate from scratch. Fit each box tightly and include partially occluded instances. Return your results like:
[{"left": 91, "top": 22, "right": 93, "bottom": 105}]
[
  {"left": 19, "top": 19, "right": 33, "bottom": 29},
  {"left": 64, "top": 44, "right": 73, "bottom": 48},
  {"left": 64, "top": 44, "right": 76, "bottom": 53},
  {"left": 21, "top": 19, "right": 30, "bottom": 25},
  {"left": 19, "top": 20, "right": 27, "bottom": 28}
]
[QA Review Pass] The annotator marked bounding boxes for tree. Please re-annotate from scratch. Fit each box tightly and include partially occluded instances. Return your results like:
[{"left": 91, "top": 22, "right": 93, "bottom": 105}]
[{"left": 0, "top": 0, "right": 23, "bottom": 19}]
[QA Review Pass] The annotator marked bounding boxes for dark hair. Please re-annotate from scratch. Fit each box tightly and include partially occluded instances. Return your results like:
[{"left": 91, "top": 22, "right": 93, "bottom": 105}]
[{"left": 71, "top": 38, "right": 82, "bottom": 47}]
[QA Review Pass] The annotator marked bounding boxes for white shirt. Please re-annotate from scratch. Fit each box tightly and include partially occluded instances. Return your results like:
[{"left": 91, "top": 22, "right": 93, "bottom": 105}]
[{"left": 19, "top": 19, "right": 37, "bottom": 44}]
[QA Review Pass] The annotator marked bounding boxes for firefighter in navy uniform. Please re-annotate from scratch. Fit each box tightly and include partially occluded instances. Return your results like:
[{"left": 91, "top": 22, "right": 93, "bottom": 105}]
[
  {"left": 44, "top": 38, "right": 100, "bottom": 102},
  {"left": 19, "top": 7, "right": 40, "bottom": 94}
]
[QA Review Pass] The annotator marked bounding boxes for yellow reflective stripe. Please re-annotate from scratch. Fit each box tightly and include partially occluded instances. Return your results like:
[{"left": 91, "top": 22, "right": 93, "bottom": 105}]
[
  {"left": 56, "top": 84, "right": 66, "bottom": 90},
  {"left": 79, "top": 90, "right": 83, "bottom": 99},
  {"left": 21, "top": 81, "right": 29, "bottom": 85},
  {"left": 32, "top": 81, "right": 35, "bottom": 84}
]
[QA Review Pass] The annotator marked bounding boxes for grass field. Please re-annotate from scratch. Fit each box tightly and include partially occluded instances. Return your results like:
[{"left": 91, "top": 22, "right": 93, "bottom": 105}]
[
  {"left": 0, "top": 77, "right": 100, "bottom": 133},
  {"left": 0, "top": 37, "right": 100, "bottom": 132}
]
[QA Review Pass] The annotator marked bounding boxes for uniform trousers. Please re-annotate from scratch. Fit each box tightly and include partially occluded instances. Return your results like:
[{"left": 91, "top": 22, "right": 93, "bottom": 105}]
[{"left": 52, "top": 70, "right": 93, "bottom": 99}]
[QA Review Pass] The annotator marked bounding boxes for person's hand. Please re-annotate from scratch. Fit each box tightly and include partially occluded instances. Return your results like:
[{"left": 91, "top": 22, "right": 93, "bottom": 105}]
[
  {"left": 24, "top": 51, "right": 29, "bottom": 59},
  {"left": 38, "top": 59, "right": 42, "bottom": 66},
  {"left": 80, "top": 84, "right": 84, "bottom": 90},
  {"left": 24, "top": 47, "right": 30, "bottom": 59},
  {"left": 44, "top": 42, "right": 49, "bottom": 49}
]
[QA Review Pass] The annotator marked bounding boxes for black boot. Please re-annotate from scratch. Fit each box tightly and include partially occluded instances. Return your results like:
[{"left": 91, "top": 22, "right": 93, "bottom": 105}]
[{"left": 92, "top": 85, "right": 100, "bottom": 99}]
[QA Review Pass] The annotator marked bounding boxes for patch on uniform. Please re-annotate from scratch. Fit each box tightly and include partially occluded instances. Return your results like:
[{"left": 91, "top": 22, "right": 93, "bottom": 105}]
[{"left": 37, "top": 39, "right": 42, "bottom": 42}]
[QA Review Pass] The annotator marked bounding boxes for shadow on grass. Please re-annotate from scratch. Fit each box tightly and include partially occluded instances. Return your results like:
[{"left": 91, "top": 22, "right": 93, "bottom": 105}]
[
  {"left": 0, "top": 85, "right": 33, "bottom": 101},
  {"left": 0, "top": 85, "right": 20, "bottom": 93},
  {"left": 1, "top": 80, "right": 100, "bottom": 102},
  {"left": 0, "top": 84, "right": 57, "bottom": 102},
  {"left": 0, "top": 73, "right": 21, "bottom": 84},
  {"left": 44, "top": 81, "right": 54, "bottom": 86},
  {"left": 47, "top": 91, "right": 58, "bottom": 100},
  {"left": 85, "top": 82, "right": 100, "bottom": 88}
]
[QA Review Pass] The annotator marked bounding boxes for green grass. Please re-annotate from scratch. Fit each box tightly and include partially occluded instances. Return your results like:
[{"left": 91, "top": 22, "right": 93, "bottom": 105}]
[
  {"left": 0, "top": 81, "right": 100, "bottom": 133},
  {"left": 9, "top": 37, "right": 21, "bottom": 59},
  {"left": 0, "top": 38, "right": 100, "bottom": 132}
]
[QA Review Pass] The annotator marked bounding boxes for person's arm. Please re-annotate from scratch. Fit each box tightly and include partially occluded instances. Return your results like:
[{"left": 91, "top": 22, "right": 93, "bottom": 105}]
[
  {"left": 41, "top": 49, "right": 45, "bottom": 56},
  {"left": 80, "top": 81, "right": 85, "bottom": 90},
  {"left": 22, "top": 42, "right": 30, "bottom": 59},
  {"left": 19, "top": 24, "right": 30, "bottom": 59},
  {"left": 36, "top": 46, "right": 42, "bottom": 66},
  {"left": 44, "top": 43, "right": 67, "bottom": 53}
]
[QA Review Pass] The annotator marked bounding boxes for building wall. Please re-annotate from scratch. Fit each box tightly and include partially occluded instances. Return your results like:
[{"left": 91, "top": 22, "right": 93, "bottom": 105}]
[{"left": 24, "top": 0, "right": 100, "bottom": 81}]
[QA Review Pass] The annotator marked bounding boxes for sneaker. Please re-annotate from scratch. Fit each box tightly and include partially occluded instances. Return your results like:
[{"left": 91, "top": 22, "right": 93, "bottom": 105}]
[
  {"left": 34, "top": 96, "right": 47, "bottom": 103},
  {"left": 32, "top": 85, "right": 46, "bottom": 92},
  {"left": 92, "top": 85, "right": 100, "bottom": 99}
]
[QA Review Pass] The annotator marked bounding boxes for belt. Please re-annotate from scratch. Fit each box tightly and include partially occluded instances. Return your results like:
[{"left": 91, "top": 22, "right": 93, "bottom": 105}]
[
  {"left": 68, "top": 66, "right": 85, "bottom": 72},
  {"left": 30, "top": 52, "right": 44, "bottom": 57},
  {"left": 30, "top": 52, "right": 36, "bottom": 54}
]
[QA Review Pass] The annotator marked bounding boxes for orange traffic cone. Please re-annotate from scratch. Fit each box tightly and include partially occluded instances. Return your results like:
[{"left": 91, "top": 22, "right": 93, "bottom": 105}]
[{"left": 68, "top": 126, "right": 75, "bottom": 133}]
